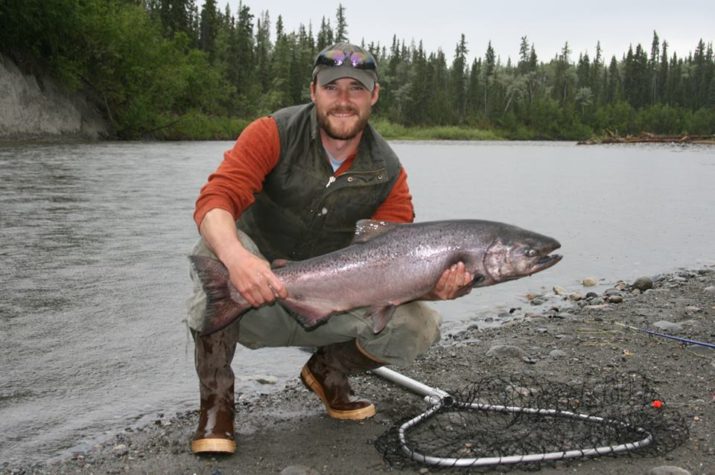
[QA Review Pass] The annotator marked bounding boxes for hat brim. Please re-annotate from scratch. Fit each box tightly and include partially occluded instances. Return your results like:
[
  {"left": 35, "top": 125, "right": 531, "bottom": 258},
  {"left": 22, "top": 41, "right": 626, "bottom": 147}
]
[{"left": 314, "top": 65, "right": 377, "bottom": 91}]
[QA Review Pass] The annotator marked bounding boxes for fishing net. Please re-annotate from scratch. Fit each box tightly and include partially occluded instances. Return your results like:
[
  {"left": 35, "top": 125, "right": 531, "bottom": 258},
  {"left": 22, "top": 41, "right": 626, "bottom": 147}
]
[{"left": 374, "top": 371, "right": 688, "bottom": 470}]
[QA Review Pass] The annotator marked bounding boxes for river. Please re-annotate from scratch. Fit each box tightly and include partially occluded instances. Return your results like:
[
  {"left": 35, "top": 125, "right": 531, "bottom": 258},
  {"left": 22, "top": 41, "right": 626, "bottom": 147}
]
[{"left": 1, "top": 140, "right": 713, "bottom": 466}]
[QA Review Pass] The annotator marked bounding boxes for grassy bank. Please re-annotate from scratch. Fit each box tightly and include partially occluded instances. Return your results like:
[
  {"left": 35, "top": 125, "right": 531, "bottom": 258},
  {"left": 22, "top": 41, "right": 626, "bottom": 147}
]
[
  {"left": 151, "top": 112, "right": 249, "bottom": 141},
  {"left": 148, "top": 113, "right": 505, "bottom": 141},
  {"left": 371, "top": 119, "right": 504, "bottom": 141}
]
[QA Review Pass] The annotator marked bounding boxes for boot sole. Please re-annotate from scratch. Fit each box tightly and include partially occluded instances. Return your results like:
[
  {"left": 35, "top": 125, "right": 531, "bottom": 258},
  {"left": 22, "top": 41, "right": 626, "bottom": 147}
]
[
  {"left": 300, "top": 365, "right": 376, "bottom": 420},
  {"left": 191, "top": 437, "right": 236, "bottom": 454}
]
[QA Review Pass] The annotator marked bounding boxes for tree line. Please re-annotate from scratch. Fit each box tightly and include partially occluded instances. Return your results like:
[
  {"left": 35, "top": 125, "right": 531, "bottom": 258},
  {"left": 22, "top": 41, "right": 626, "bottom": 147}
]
[{"left": 1, "top": 0, "right": 713, "bottom": 139}]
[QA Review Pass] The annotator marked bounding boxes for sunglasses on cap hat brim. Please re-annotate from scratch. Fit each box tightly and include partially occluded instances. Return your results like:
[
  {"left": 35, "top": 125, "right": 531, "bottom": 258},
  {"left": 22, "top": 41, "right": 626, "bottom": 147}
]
[{"left": 313, "top": 45, "right": 377, "bottom": 71}]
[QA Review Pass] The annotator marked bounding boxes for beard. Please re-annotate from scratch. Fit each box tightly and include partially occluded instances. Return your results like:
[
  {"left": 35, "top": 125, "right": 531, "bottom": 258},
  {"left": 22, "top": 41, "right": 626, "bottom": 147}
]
[{"left": 316, "top": 105, "right": 371, "bottom": 140}]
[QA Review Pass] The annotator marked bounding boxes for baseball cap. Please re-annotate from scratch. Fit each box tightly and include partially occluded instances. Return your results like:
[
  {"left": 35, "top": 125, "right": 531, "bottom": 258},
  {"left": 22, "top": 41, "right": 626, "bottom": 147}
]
[{"left": 312, "top": 42, "right": 378, "bottom": 91}]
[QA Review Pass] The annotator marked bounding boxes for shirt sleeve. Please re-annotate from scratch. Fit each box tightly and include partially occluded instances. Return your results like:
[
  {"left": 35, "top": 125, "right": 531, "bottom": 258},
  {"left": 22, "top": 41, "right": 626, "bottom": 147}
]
[
  {"left": 193, "top": 117, "right": 281, "bottom": 230},
  {"left": 370, "top": 167, "right": 415, "bottom": 223}
]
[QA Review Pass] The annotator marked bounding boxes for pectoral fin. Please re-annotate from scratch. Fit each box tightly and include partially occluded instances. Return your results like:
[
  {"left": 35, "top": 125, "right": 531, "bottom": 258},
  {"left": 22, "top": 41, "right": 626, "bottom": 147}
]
[
  {"left": 271, "top": 259, "right": 291, "bottom": 269},
  {"left": 365, "top": 305, "right": 397, "bottom": 334},
  {"left": 282, "top": 299, "right": 334, "bottom": 330}
]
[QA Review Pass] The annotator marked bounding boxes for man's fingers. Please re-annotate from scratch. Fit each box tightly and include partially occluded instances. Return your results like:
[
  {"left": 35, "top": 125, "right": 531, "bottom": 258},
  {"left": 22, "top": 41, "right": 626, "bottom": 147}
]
[
  {"left": 248, "top": 272, "right": 285, "bottom": 306},
  {"left": 438, "top": 263, "right": 472, "bottom": 299},
  {"left": 265, "top": 273, "right": 288, "bottom": 299}
]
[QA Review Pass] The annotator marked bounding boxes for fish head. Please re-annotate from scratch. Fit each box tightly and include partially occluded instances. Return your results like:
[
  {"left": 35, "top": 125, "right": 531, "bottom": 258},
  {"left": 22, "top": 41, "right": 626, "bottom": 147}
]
[{"left": 481, "top": 229, "right": 562, "bottom": 284}]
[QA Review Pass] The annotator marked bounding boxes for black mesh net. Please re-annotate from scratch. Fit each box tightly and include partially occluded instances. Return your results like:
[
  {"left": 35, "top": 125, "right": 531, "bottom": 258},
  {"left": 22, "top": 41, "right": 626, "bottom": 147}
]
[{"left": 375, "top": 373, "right": 688, "bottom": 470}]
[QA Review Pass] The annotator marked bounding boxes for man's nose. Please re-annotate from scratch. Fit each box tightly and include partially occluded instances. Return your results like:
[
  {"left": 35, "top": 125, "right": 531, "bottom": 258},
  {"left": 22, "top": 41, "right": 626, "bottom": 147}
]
[{"left": 336, "top": 87, "right": 351, "bottom": 103}]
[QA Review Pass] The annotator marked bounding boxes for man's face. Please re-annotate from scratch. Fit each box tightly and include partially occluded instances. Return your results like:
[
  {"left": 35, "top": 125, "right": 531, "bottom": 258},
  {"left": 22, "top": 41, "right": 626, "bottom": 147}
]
[{"left": 311, "top": 78, "right": 380, "bottom": 141}]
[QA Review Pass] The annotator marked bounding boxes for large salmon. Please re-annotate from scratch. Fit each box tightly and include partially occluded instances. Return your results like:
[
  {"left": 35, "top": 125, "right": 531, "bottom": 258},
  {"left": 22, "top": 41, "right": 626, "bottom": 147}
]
[{"left": 190, "top": 219, "right": 562, "bottom": 335}]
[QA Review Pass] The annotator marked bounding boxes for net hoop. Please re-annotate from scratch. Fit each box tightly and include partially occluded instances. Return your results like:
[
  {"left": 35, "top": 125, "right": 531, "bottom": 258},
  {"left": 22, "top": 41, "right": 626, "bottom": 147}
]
[{"left": 397, "top": 399, "right": 654, "bottom": 467}]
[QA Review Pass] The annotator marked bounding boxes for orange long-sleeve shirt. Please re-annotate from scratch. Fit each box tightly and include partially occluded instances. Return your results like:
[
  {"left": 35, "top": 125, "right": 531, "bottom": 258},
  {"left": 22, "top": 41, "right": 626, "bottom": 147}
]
[{"left": 194, "top": 116, "right": 415, "bottom": 230}]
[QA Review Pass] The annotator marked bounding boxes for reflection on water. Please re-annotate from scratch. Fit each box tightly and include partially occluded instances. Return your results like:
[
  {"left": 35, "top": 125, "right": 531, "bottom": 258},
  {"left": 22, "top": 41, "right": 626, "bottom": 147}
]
[{"left": 1, "top": 140, "right": 713, "bottom": 466}]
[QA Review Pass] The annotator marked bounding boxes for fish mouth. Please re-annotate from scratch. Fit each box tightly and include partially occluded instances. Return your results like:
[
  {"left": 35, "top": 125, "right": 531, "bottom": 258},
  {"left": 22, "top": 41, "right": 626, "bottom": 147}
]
[
  {"left": 536, "top": 253, "right": 562, "bottom": 270},
  {"left": 529, "top": 252, "right": 562, "bottom": 274}
]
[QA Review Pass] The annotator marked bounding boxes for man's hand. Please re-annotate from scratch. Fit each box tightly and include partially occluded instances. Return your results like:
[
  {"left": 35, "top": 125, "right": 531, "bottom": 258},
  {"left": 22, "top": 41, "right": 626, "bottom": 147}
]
[
  {"left": 423, "top": 262, "right": 473, "bottom": 300},
  {"left": 199, "top": 208, "right": 287, "bottom": 308},
  {"left": 223, "top": 249, "right": 288, "bottom": 308}
]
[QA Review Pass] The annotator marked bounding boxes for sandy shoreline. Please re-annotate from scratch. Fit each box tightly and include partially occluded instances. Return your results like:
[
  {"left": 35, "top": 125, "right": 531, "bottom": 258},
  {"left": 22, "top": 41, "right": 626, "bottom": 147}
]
[{"left": 4, "top": 267, "right": 714, "bottom": 475}]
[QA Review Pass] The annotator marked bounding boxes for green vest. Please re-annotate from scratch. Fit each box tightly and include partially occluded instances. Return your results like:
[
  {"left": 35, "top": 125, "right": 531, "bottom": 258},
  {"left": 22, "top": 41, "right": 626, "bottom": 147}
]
[{"left": 237, "top": 103, "right": 402, "bottom": 261}]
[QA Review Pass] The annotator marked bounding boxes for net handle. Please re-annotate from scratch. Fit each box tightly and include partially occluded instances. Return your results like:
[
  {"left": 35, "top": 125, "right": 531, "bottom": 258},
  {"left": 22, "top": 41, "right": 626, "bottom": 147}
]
[{"left": 371, "top": 367, "right": 452, "bottom": 404}]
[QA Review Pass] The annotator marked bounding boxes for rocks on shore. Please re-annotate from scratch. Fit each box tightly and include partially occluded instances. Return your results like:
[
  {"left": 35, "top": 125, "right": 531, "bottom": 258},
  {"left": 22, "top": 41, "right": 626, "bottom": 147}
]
[{"left": 647, "top": 466, "right": 692, "bottom": 475}]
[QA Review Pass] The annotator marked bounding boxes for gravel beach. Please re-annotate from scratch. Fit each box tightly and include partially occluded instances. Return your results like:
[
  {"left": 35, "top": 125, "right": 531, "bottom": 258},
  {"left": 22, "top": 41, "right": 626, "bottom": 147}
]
[{"left": 4, "top": 267, "right": 714, "bottom": 475}]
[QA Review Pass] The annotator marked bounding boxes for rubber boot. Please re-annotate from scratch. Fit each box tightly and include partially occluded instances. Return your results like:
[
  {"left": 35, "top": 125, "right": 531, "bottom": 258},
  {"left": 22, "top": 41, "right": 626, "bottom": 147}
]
[
  {"left": 300, "top": 340, "right": 383, "bottom": 420},
  {"left": 191, "top": 329, "right": 237, "bottom": 454}
]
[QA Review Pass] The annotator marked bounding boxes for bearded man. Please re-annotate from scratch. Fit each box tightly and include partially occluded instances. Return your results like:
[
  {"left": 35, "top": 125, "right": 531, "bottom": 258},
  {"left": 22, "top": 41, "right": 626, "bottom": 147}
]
[{"left": 187, "top": 42, "right": 473, "bottom": 454}]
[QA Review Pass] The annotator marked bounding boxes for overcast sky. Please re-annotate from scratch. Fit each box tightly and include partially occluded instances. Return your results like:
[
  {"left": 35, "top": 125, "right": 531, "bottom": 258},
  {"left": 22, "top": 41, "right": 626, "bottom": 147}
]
[{"left": 213, "top": 0, "right": 713, "bottom": 64}]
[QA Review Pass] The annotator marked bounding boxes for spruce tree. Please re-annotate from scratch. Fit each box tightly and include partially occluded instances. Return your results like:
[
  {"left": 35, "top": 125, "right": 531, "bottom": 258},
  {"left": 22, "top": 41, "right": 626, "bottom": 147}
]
[
  {"left": 451, "top": 34, "right": 469, "bottom": 123},
  {"left": 335, "top": 4, "right": 348, "bottom": 42}
]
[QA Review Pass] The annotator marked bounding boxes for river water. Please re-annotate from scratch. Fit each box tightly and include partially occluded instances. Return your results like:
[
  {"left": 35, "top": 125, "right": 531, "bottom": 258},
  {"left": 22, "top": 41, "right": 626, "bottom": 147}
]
[{"left": 1, "top": 140, "right": 713, "bottom": 466}]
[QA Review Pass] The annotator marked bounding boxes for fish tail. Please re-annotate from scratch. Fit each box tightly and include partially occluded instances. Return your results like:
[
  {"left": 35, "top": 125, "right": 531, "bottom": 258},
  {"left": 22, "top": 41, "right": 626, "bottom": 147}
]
[{"left": 189, "top": 255, "right": 247, "bottom": 335}]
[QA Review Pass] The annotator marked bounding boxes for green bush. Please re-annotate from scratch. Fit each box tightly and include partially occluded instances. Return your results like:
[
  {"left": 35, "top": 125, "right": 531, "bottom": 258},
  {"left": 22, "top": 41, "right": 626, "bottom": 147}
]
[{"left": 153, "top": 111, "right": 248, "bottom": 140}]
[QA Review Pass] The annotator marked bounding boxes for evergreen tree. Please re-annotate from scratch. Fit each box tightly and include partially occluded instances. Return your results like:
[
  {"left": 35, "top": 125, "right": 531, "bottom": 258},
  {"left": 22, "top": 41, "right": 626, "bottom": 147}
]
[
  {"left": 403, "top": 43, "right": 428, "bottom": 125},
  {"left": 705, "top": 43, "right": 715, "bottom": 107},
  {"left": 658, "top": 40, "right": 669, "bottom": 104},
  {"left": 692, "top": 39, "right": 708, "bottom": 107},
  {"left": 451, "top": 34, "right": 469, "bottom": 123},
  {"left": 466, "top": 57, "right": 482, "bottom": 120},
  {"left": 199, "top": 0, "right": 219, "bottom": 59},
  {"left": 156, "top": 0, "right": 194, "bottom": 39},
  {"left": 483, "top": 41, "right": 496, "bottom": 117},
  {"left": 254, "top": 11, "right": 272, "bottom": 94},
  {"left": 552, "top": 42, "right": 574, "bottom": 105},
  {"left": 576, "top": 53, "right": 591, "bottom": 89},
  {"left": 269, "top": 15, "right": 292, "bottom": 108},
  {"left": 316, "top": 17, "right": 333, "bottom": 50},
  {"left": 234, "top": 3, "right": 255, "bottom": 97},
  {"left": 429, "top": 49, "right": 452, "bottom": 124},
  {"left": 649, "top": 31, "right": 660, "bottom": 104},
  {"left": 623, "top": 44, "right": 650, "bottom": 108},
  {"left": 335, "top": 4, "right": 348, "bottom": 42},
  {"left": 517, "top": 36, "right": 531, "bottom": 75},
  {"left": 606, "top": 56, "right": 621, "bottom": 103},
  {"left": 667, "top": 53, "right": 683, "bottom": 107}
]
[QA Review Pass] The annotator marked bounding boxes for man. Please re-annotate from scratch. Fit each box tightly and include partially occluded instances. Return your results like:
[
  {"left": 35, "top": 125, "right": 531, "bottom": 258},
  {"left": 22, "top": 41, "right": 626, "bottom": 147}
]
[{"left": 187, "top": 42, "right": 473, "bottom": 454}]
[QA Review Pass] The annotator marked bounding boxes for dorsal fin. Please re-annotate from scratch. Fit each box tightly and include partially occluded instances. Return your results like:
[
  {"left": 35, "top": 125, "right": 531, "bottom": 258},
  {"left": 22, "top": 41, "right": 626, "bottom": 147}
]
[{"left": 352, "top": 219, "right": 400, "bottom": 244}]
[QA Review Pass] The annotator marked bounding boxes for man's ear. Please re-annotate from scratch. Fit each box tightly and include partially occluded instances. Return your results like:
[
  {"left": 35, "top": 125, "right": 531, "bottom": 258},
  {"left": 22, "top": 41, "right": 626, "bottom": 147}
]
[
  {"left": 370, "top": 83, "right": 380, "bottom": 106},
  {"left": 310, "top": 80, "right": 317, "bottom": 103}
]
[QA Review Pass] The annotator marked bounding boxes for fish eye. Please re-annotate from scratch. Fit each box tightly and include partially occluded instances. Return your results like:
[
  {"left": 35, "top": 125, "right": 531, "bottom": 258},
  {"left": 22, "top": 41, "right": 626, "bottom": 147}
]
[{"left": 525, "top": 248, "right": 537, "bottom": 257}]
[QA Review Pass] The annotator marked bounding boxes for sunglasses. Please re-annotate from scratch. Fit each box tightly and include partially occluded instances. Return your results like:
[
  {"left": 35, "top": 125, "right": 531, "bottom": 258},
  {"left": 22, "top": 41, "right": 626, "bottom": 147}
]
[{"left": 314, "top": 47, "right": 377, "bottom": 71}]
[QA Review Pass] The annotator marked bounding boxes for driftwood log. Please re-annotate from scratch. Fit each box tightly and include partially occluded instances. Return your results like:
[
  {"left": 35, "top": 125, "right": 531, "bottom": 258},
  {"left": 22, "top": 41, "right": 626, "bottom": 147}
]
[{"left": 578, "top": 132, "right": 715, "bottom": 145}]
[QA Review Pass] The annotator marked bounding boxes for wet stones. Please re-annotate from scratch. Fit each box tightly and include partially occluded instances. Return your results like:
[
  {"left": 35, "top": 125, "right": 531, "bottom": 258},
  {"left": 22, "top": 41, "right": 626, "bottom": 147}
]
[
  {"left": 111, "top": 444, "right": 129, "bottom": 457},
  {"left": 485, "top": 345, "right": 527, "bottom": 359},
  {"left": 552, "top": 285, "right": 568, "bottom": 296},
  {"left": 581, "top": 277, "right": 598, "bottom": 287},
  {"left": 632, "top": 276, "right": 655, "bottom": 292},
  {"left": 281, "top": 465, "right": 320, "bottom": 475},
  {"left": 653, "top": 321, "right": 684, "bottom": 334},
  {"left": 568, "top": 292, "right": 584, "bottom": 301},
  {"left": 647, "top": 466, "right": 691, "bottom": 475}
]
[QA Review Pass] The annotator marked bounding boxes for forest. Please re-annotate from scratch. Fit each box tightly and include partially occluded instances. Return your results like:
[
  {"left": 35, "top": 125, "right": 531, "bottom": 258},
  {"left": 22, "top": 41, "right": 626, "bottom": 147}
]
[{"left": 1, "top": 0, "right": 714, "bottom": 140}]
